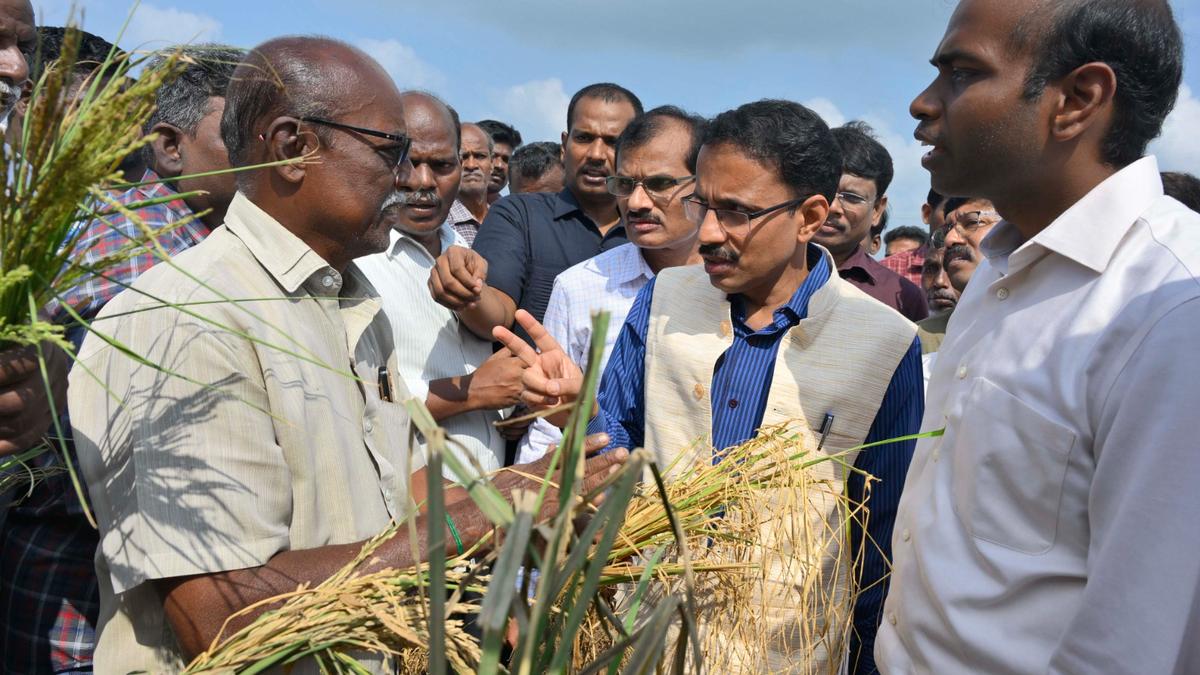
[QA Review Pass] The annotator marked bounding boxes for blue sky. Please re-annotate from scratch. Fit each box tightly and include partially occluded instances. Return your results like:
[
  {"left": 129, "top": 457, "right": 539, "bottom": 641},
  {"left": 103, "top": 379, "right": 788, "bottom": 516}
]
[{"left": 34, "top": 0, "right": 1200, "bottom": 231}]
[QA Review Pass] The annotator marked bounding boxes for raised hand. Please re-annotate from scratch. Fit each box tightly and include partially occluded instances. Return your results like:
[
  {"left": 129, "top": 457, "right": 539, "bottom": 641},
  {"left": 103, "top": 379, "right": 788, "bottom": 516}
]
[
  {"left": 493, "top": 310, "right": 584, "bottom": 428},
  {"left": 465, "top": 349, "right": 527, "bottom": 411},
  {"left": 429, "top": 245, "right": 488, "bottom": 311}
]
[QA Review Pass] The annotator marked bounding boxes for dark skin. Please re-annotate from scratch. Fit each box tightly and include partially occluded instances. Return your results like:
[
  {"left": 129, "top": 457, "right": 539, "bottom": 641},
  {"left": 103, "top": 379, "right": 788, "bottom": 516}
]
[
  {"left": 814, "top": 172, "right": 888, "bottom": 267},
  {"left": 487, "top": 140, "right": 513, "bottom": 203},
  {"left": 428, "top": 97, "right": 637, "bottom": 340},
  {"left": 148, "top": 96, "right": 236, "bottom": 228},
  {"left": 912, "top": 0, "right": 1119, "bottom": 240},
  {"left": 389, "top": 94, "right": 527, "bottom": 423},
  {"left": 458, "top": 123, "right": 493, "bottom": 223},
  {"left": 155, "top": 40, "right": 630, "bottom": 659},
  {"left": 560, "top": 96, "right": 636, "bottom": 234}
]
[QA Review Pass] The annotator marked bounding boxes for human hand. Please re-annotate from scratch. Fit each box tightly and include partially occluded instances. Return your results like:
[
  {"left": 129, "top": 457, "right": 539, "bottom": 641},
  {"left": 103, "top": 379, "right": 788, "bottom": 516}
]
[
  {"left": 493, "top": 432, "right": 628, "bottom": 525},
  {"left": 493, "top": 310, "right": 583, "bottom": 428},
  {"left": 429, "top": 245, "right": 488, "bottom": 311},
  {"left": 467, "top": 350, "right": 527, "bottom": 412},
  {"left": 497, "top": 404, "right": 534, "bottom": 441},
  {"left": 0, "top": 342, "right": 68, "bottom": 457}
]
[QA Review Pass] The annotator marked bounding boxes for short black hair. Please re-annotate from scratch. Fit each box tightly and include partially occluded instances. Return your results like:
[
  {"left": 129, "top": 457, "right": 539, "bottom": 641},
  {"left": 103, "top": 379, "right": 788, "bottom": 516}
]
[
  {"left": 32, "top": 26, "right": 120, "bottom": 83},
  {"left": 510, "top": 141, "right": 562, "bottom": 184},
  {"left": 1018, "top": 0, "right": 1183, "bottom": 167},
  {"left": 831, "top": 120, "right": 894, "bottom": 198},
  {"left": 221, "top": 36, "right": 354, "bottom": 168},
  {"left": 942, "top": 196, "right": 991, "bottom": 215},
  {"left": 566, "top": 82, "right": 643, "bottom": 132},
  {"left": 477, "top": 119, "right": 522, "bottom": 148},
  {"left": 144, "top": 45, "right": 244, "bottom": 137},
  {"left": 1162, "top": 171, "right": 1200, "bottom": 214},
  {"left": 703, "top": 99, "right": 842, "bottom": 203},
  {"left": 926, "top": 188, "right": 945, "bottom": 210},
  {"left": 615, "top": 105, "right": 708, "bottom": 173},
  {"left": 884, "top": 225, "right": 929, "bottom": 247}
]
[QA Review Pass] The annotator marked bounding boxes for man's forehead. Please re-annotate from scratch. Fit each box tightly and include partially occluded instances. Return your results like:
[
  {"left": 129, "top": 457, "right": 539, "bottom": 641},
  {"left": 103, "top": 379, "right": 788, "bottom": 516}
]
[
  {"left": 695, "top": 143, "right": 785, "bottom": 200},
  {"left": 938, "top": 0, "right": 1038, "bottom": 61}
]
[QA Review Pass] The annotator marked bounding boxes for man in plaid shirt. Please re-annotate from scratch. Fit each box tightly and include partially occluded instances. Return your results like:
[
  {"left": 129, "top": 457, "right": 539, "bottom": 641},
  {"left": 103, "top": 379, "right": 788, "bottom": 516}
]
[{"left": 0, "top": 44, "right": 242, "bottom": 673}]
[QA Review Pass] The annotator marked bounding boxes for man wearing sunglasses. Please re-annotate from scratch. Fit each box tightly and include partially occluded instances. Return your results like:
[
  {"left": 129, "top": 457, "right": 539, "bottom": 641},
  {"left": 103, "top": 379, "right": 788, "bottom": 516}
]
[
  {"left": 67, "top": 38, "right": 627, "bottom": 673},
  {"left": 816, "top": 122, "right": 929, "bottom": 322},
  {"left": 496, "top": 100, "right": 923, "bottom": 674},
  {"left": 515, "top": 106, "right": 706, "bottom": 463}
]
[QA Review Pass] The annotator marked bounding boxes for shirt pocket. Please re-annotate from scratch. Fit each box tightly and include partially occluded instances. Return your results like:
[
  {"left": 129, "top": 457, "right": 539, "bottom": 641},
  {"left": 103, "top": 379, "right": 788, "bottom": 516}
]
[{"left": 950, "top": 377, "right": 1076, "bottom": 554}]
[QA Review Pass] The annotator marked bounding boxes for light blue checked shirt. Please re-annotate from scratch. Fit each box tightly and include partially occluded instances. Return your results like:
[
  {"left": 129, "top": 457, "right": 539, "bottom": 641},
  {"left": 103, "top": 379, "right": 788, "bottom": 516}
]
[{"left": 516, "top": 242, "right": 653, "bottom": 464}]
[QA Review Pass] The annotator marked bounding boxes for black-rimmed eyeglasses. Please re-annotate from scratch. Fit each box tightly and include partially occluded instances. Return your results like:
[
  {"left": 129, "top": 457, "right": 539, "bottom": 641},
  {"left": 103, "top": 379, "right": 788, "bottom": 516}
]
[
  {"left": 681, "top": 194, "right": 807, "bottom": 236},
  {"left": 606, "top": 174, "right": 695, "bottom": 199},
  {"left": 300, "top": 116, "right": 412, "bottom": 174}
]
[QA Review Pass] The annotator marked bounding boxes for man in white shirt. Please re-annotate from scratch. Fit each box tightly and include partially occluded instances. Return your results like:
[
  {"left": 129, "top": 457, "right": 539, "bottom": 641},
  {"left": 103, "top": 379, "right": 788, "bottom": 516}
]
[
  {"left": 517, "top": 105, "right": 706, "bottom": 462},
  {"left": 358, "top": 91, "right": 524, "bottom": 473},
  {"left": 878, "top": 1, "right": 1200, "bottom": 673}
]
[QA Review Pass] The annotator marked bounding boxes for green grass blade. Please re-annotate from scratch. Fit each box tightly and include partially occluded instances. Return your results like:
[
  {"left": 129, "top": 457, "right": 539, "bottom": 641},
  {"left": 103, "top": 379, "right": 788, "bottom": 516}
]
[
  {"left": 425, "top": 427, "right": 448, "bottom": 675},
  {"left": 476, "top": 491, "right": 536, "bottom": 675}
]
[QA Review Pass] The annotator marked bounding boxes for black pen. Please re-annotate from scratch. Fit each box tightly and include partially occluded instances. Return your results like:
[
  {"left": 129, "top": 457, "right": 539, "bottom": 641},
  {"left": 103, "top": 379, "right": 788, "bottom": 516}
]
[
  {"left": 816, "top": 412, "right": 835, "bottom": 451},
  {"left": 377, "top": 366, "right": 394, "bottom": 403}
]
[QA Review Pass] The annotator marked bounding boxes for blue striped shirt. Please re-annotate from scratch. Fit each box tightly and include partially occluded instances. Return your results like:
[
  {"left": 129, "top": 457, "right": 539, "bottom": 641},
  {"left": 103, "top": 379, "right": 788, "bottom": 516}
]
[{"left": 587, "top": 246, "right": 923, "bottom": 674}]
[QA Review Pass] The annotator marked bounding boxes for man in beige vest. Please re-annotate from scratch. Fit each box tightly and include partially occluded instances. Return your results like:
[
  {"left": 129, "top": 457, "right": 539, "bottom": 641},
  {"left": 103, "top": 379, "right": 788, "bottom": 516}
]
[{"left": 497, "top": 100, "right": 923, "bottom": 674}]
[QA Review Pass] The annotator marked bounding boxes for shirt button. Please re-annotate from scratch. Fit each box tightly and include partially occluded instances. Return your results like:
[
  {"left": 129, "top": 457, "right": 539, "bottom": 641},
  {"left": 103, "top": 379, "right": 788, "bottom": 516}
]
[
  {"left": 902, "top": 528, "right": 911, "bottom": 542},
  {"left": 322, "top": 275, "right": 335, "bottom": 288},
  {"left": 957, "top": 365, "right": 968, "bottom": 379},
  {"left": 888, "top": 612, "right": 898, "bottom": 626},
  {"left": 932, "top": 448, "right": 941, "bottom": 462},
  {"left": 364, "top": 419, "right": 374, "bottom": 434},
  {"left": 728, "top": 399, "right": 739, "bottom": 409},
  {"left": 996, "top": 287, "right": 1009, "bottom": 300}
]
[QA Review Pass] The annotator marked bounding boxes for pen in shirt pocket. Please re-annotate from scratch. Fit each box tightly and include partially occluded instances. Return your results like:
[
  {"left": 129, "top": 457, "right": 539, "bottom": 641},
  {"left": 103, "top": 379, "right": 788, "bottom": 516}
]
[
  {"left": 816, "top": 412, "right": 835, "bottom": 451},
  {"left": 377, "top": 366, "right": 395, "bottom": 403}
]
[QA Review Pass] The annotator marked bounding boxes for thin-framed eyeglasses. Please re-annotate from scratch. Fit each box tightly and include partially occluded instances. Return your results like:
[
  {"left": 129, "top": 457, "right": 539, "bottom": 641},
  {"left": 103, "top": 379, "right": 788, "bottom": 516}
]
[
  {"left": 681, "top": 194, "right": 807, "bottom": 236},
  {"left": 606, "top": 174, "right": 695, "bottom": 199},
  {"left": 835, "top": 190, "right": 872, "bottom": 207},
  {"left": 299, "top": 116, "right": 412, "bottom": 174},
  {"left": 932, "top": 210, "right": 1001, "bottom": 247}
]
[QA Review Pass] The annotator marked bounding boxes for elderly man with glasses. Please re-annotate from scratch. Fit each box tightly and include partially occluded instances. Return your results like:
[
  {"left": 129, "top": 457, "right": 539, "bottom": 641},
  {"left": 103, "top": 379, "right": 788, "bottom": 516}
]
[
  {"left": 67, "top": 37, "right": 626, "bottom": 674},
  {"left": 496, "top": 100, "right": 924, "bottom": 674},
  {"left": 514, "top": 105, "right": 706, "bottom": 464}
]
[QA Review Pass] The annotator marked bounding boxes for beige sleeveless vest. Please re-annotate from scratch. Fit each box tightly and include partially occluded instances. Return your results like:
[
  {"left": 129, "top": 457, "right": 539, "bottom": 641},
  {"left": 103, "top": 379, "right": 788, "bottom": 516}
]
[{"left": 642, "top": 253, "right": 915, "bottom": 673}]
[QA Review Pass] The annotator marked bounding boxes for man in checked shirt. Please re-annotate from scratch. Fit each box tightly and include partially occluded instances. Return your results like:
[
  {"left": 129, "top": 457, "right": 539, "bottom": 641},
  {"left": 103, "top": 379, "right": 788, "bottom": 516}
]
[{"left": 0, "top": 44, "right": 243, "bottom": 673}]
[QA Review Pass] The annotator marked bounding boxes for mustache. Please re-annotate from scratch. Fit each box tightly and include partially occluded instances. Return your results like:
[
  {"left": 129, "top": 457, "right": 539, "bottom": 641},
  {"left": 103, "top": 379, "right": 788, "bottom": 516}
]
[
  {"left": 625, "top": 209, "right": 661, "bottom": 225},
  {"left": 380, "top": 190, "right": 417, "bottom": 212},
  {"left": 699, "top": 243, "right": 739, "bottom": 262},
  {"left": 928, "top": 289, "right": 959, "bottom": 302},
  {"left": 394, "top": 189, "right": 439, "bottom": 208},
  {"left": 0, "top": 78, "right": 21, "bottom": 115},
  {"left": 943, "top": 244, "right": 975, "bottom": 266}
]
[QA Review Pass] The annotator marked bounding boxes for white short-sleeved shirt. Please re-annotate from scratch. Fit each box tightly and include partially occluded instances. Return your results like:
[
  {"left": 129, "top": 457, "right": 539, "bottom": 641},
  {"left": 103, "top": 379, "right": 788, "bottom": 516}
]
[
  {"left": 516, "top": 243, "right": 653, "bottom": 463},
  {"left": 358, "top": 225, "right": 505, "bottom": 474},
  {"left": 877, "top": 157, "right": 1200, "bottom": 674}
]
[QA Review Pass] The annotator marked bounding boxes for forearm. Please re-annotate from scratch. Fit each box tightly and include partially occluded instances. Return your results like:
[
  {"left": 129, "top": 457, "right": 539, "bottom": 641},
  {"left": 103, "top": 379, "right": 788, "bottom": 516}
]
[
  {"left": 457, "top": 287, "right": 516, "bottom": 340},
  {"left": 425, "top": 374, "right": 476, "bottom": 422},
  {"left": 163, "top": 495, "right": 492, "bottom": 659}
]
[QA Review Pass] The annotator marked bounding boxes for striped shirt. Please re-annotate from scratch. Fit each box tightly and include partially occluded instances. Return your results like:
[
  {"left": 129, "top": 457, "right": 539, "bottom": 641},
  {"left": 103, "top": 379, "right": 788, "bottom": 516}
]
[
  {"left": 517, "top": 243, "right": 653, "bottom": 463},
  {"left": 588, "top": 246, "right": 924, "bottom": 675},
  {"left": 358, "top": 223, "right": 505, "bottom": 473}
]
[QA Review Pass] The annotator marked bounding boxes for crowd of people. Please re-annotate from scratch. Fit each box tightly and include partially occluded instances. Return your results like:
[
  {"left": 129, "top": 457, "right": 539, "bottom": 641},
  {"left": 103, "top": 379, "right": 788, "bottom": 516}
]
[{"left": 0, "top": 0, "right": 1198, "bottom": 672}]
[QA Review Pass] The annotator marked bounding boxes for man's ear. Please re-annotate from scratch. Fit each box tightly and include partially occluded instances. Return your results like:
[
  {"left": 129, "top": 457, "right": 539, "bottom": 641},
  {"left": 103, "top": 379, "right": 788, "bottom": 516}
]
[
  {"left": 263, "top": 116, "right": 314, "bottom": 184},
  {"left": 796, "top": 193, "right": 831, "bottom": 242},
  {"left": 872, "top": 193, "right": 890, "bottom": 227},
  {"left": 148, "top": 122, "right": 185, "bottom": 178},
  {"left": 1051, "top": 61, "right": 1118, "bottom": 145}
]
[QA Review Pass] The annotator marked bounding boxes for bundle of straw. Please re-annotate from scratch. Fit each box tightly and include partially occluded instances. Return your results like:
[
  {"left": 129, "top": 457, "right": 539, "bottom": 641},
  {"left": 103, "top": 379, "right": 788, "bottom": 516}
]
[{"left": 183, "top": 521, "right": 484, "bottom": 674}]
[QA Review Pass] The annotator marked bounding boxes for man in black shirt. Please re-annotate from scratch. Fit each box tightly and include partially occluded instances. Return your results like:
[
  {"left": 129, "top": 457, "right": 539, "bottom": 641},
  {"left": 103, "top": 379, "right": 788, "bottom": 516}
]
[{"left": 429, "top": 83, "right": 641, "bottom": 343}]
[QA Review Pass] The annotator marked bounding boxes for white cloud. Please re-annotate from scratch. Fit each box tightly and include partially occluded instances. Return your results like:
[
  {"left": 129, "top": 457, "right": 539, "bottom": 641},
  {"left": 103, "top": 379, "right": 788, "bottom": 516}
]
[
  {"left": 121, "top": 3, "right": 222, "bottom": 50},
  {"left": 1150, "top": 84, "right": 1200, "bottom": 172},
  {"left": 803, "top": 98, "right": 847, "bottom": 129},
  {"left": 482, "top": 78, "right": 571, "bottom": 143},
  {"left": 355, "top": 38, "right": 445, "bottom": 92}
]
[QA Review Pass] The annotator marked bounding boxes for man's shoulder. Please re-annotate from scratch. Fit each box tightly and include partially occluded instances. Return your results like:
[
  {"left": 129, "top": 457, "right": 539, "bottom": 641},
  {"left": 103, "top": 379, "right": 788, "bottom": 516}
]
[
  {"left": 487, "top": 191, "right": 561, "bottom": 224},
  {"left": 1141, "top": 196, "right": 1200, "bottom": 279},
  {"left": 106, "top": 227, "right": 257, "bottom": 308}
]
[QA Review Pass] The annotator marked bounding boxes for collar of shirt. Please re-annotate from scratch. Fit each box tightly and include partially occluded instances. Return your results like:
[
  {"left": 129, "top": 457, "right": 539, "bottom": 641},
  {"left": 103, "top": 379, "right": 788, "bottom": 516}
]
[
  {"left": 597, "top": 242, "right": 655, "bottom": 286},
  {"left": 222, "top": 191, "right": 351, "bottom": 295},
  {"left": 982, "top": 156, "right": 1163, "bottom": 277},
  {"left": 837, "top": 244, "right": 880, "bottom": 285},
  {"left": 729, "top": 244, "right": 831, "bottom": 337},
  {"left": 384, "top": 221, "right": 461, "bottom": 262},
  {"left": 552, "top": 187, "right": 585, "bottom": 220},
  {"left": 128, "top": 168, "right": 206, "bottom": 233},
  {"left": 447, "top": 199, "right": 479, "bottom": 225}
]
